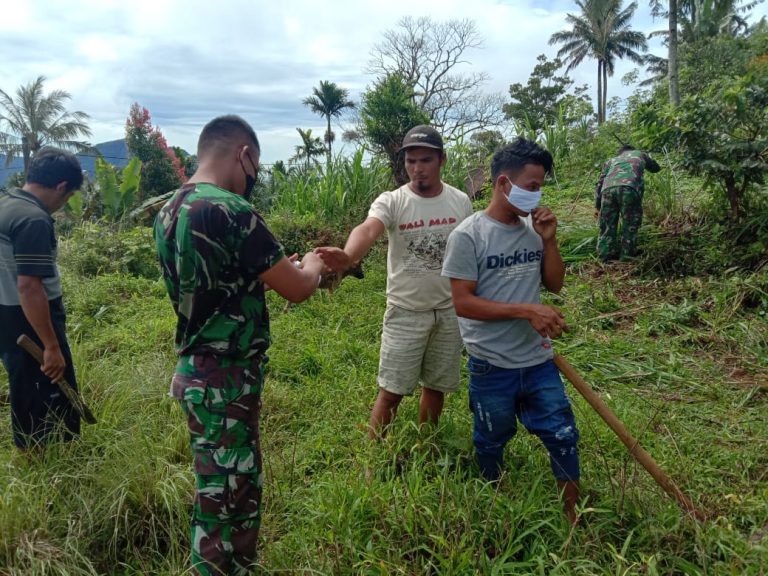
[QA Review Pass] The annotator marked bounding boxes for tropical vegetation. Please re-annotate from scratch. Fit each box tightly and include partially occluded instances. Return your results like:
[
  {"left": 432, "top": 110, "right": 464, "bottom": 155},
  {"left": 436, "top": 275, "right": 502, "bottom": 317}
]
[{"left": 0, "top": 4, "right": 766, "bottom": 574}]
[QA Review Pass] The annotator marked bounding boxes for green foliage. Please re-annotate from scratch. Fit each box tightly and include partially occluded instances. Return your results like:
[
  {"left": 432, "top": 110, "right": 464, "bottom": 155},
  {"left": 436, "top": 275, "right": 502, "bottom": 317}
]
[
  {"left": 290, "top": 127, "right": 326, "bottom": 169},
  {"left": 2, "top": 234, "right": 766, "bottom": 574},
  {"left": 65, "top": 189, "right": 84, "bottom": 219},
  {"left": 93, "top": 157, "right": 142, "bottom": 221},
  {"left": 359, "top": 73, "right": 431, "bottom": 185},
  {"left": 58, "top": 224, "right": 159, "bottom": 279},
  {"left": 635, "top": 57, "right": 768, "bottom": 219},
  {"left": 441, "top": 132, "right": 478, "bottom": 191},
  {"left": 679, "top": 35, "right": 752, "bottom": 95},
  {"left": 468, "top": 130, "right": 507, "bottom": 159},
  {"left": 269, "top": 148, "right": 391, "bottom": 232},
  {"left": 504, "top": 54, "right": 592, "bottom": 137}
]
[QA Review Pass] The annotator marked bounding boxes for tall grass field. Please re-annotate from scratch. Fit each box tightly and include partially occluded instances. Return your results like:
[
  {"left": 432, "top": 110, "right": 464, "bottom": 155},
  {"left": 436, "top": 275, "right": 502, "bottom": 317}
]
[{"left": 0, "top": 164, "right": 766, "bottom": 575}]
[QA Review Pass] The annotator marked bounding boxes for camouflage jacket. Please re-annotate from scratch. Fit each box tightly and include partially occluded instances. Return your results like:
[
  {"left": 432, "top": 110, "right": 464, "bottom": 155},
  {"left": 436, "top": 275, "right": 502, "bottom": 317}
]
[
  {"left": 154, "top": 183, "right": 284, "bottom": 365},
  {"left": 595, "top": 150, "right": 661, "bottom": 208}
]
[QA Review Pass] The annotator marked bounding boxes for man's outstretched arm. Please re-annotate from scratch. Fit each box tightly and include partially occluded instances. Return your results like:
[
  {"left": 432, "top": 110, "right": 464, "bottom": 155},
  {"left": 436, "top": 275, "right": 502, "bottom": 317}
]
[
  {"left": 315, "top": 217, "right": 386, "bottom": 273},
  {"left": 260, "top": 252, "right": 326, "bottom": 303}
]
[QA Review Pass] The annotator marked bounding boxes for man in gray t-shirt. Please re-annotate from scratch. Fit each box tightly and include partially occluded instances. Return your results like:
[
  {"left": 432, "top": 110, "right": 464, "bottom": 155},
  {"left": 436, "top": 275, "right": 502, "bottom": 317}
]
[
  {"left": 442, "top": 138, "right": 581, "bottom": 525},
  {"left": 0, "top": 148, "right": 83, "bottom": 449}
]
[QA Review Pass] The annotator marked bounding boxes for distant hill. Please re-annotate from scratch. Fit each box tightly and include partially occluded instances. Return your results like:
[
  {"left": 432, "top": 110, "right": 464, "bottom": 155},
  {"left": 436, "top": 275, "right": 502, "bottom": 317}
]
[{"left": 0, "top": 139, "right": 130, "bottom": 187}]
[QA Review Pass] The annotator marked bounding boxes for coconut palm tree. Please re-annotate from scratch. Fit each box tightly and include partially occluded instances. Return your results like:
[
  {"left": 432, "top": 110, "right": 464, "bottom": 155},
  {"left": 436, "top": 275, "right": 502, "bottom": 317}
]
[
  {"left": 0, "top": 76, "right": 92, "bottom": 174},
  {"left": 291, "top": 128, "right": 326, "bottom": 170},
  {"left": 302, "top": 81, "right": 355, "bottom": 165},
  {"left": 549, "top": 0, "right": 647, "bottom": 124},
  {"left": 647, "top": 0, "right": 759, "bottom": 103},
  {"left": 680, "top": 0, "right": 758, "bottom": 40}
]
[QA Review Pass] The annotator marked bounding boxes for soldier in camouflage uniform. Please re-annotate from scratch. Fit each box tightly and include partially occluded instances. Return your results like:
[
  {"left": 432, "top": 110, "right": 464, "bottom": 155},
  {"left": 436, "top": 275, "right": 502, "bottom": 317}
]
[
  {"left": 154, "top": 115, "right": 335, "bottom": 576},
  {"left": 595, "top": 145, "right": 661, "bottom": 261}
]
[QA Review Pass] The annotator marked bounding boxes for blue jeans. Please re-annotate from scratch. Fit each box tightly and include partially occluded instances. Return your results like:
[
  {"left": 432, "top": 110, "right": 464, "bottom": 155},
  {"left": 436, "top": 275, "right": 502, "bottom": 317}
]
[{"left": 468, "top": 357, "right": 580, "bottom": 481}]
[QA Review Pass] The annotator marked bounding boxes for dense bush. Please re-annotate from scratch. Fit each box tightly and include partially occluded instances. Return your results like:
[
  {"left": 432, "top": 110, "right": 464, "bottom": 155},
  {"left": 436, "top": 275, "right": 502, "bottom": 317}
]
[{"left": 58, "top": 224, "right": 159, "bottom": 279}]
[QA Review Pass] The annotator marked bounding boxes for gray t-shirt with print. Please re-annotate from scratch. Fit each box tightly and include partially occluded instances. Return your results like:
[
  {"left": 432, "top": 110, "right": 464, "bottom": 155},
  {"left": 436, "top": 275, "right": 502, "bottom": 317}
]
[{"left": 441, "top": 211, "right": 554, "bottom": 369}]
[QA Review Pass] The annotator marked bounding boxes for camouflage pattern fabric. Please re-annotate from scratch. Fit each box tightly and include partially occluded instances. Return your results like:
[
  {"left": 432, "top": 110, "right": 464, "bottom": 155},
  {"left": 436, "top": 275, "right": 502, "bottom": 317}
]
[
  {"left": 598, "top": 186, "right": 643, "bottom": 261},
  {"left": 595, "top": 150, "right": 660, "bottom": 261},
  {"left": 154, "top": 183, "right": 284, "bottom": 575},
  {"left": 174, "top": 355, "right": 263, "bottom": 576},
  {"left": 154, "top": 182, "right": 284, "bottom": 366},
  {"left": 594, "top": 150, "right": 660, "bottom": 210}
]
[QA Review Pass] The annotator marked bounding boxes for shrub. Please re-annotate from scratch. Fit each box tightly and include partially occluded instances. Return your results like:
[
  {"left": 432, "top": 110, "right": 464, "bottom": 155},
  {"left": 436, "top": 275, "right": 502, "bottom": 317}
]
[{"left": 59, "top": 224, "right": 159, "bottom": 279}]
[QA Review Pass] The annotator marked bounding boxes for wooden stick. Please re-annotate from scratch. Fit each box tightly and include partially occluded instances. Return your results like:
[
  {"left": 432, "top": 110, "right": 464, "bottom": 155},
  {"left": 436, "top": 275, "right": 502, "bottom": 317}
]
[
  {"left": 554, "top": 353, "right": 705, "bottom": 521},
  {"left": 17, "top": 334, "right": 97, "bottom": 425}
]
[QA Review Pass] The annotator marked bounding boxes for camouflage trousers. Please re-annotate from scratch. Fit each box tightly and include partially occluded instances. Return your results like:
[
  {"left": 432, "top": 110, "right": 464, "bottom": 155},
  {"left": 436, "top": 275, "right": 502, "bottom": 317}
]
[
  {"left": 598, "top": 185, "right": 643, "bottom": 261},
  {"left": 173, "top": 355, "right": 264, "bottom": 576}
]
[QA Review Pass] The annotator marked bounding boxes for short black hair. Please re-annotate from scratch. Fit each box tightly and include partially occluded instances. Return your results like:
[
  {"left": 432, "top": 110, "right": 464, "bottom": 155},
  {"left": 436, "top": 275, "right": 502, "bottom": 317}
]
[
  {"left": 197, "top": 115, "right": 260, "bottom": 157},
  {"left": 26, "top": 147, "right": 83, "bottom": 192},
  {"left": 490, "top": 138, "right": 553, "bottom": 181},
  {"left": 618, "top": 144, "right": 635, "bottom": 153}
]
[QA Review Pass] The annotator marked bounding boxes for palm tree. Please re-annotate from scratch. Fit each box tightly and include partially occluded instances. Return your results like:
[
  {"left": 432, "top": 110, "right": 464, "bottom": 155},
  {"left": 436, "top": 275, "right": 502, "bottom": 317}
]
[
  {"left": 549, "top": 0, "right": 647, "bottom": 124},
  {"left": 290, "top": 128, "right": 326, "bottom": 170},
  {"left": 680, "top": 0, "right": 757, "bottom": 40},
  {"left": 302, "top": 81, "right": 355, "bottom": 165},
  {"left": 647, "top": 0, "right": 758, "bottom": 103},
  {"left": 0, "top": 76, "right": 92, "bottom": 174}
]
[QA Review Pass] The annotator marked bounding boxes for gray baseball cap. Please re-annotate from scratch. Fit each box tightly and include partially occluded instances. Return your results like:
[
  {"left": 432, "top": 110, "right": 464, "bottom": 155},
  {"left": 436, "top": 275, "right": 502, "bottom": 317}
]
[{"left": 399, "top": 125, "right": 444, "bottom": 152}]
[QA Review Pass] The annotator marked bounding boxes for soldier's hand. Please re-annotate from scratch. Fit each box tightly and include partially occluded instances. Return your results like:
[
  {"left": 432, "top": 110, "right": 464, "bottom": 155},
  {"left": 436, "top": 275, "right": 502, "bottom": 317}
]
[
  {"left": 301, "top": 251, "right": 329, "bottom": 274},
  {"left": 42, "top": 345, "right": 66, "bottom": 383},
  {"left": 526, "top": 304, "right": 569, "bottom": 339}
]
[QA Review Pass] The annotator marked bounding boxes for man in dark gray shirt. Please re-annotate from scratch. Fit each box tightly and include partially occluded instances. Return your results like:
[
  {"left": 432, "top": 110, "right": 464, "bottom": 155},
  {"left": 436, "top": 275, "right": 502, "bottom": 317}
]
[
  {"left": 442, "top": 139, "right": 580, "bottom": 525},
  {"left": 0, "top": 148, "right": 83, "bottom": 449}
]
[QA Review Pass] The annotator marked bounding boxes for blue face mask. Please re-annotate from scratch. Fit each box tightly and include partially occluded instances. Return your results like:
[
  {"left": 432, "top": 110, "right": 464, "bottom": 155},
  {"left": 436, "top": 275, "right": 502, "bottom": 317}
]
[{"left": 505, "top": 178, "right": 542, "bottom": 214}]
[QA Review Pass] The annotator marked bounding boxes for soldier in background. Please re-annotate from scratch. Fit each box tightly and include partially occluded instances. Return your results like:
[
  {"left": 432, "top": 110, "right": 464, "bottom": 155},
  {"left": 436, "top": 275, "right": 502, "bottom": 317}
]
[{"left": 595, "top": 145, "right": 661, "bottom": 261}]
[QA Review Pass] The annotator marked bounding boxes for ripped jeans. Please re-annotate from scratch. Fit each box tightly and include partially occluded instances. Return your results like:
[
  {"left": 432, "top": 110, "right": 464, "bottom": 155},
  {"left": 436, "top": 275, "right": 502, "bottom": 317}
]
[{"left": 468, "top": 357, "right": 580, "bottom": 482}]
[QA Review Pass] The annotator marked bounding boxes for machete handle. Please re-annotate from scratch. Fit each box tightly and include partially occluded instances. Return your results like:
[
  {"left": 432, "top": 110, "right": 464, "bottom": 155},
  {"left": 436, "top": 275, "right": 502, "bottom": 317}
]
[{"left": 16, "top": 334, "right": 97, "bottom": 425}]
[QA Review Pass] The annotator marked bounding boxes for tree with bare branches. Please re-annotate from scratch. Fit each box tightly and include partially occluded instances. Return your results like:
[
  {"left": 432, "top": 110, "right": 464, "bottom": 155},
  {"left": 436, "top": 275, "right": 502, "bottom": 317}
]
[{"left": 367, "top": 16, "right": 503, "bottom": 139}]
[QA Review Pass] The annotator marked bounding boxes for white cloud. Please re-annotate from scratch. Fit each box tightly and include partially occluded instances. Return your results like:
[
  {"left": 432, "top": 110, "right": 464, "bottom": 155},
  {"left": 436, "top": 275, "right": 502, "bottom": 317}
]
[{"left": 1, "top": 0, "right": 765, "bottom": 163}]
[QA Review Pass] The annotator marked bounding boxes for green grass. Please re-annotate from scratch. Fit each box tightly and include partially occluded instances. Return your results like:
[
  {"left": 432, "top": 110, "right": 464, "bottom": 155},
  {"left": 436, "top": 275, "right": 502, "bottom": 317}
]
[{"left": 0, "top": 189, "right": 766, "bottom": 574}]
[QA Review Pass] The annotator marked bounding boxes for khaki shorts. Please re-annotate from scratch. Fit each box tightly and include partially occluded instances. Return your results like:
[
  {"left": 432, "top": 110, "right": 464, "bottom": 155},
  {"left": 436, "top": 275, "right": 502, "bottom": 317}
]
[{"left": 377, "top": 304, "right": 463, "bottom": 396}]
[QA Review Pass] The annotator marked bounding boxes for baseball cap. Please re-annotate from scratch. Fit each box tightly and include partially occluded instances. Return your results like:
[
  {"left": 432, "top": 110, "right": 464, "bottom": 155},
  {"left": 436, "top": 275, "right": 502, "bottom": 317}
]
[{"left": 399, "top": 125, "right": 444, "bottom": 152}]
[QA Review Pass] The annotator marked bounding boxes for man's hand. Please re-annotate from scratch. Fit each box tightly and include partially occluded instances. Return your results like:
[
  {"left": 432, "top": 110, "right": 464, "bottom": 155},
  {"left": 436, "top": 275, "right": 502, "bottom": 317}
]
[
  {"left": 526, "top": 304, "right": 569, "bottom": 339},
  {"left": 314, "top": 246, "right": 352, "bottom": 274},
  {"left": 594, "top": 208, "right": 600, "bottom": 220},
  {"left": 531, "top": 207, "right": 557, "bottom": 241},
  {"left": 42, "top": 344, "right": 66, "bottom": 382},
  {"left": 300, "top": 250, "right": 327, "bottom": 273}
]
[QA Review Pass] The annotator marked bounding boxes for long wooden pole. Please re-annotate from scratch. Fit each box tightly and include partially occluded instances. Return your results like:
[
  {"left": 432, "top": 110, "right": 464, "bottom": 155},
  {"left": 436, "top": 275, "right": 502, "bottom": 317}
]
[
  {"left": 17, "top": 334, "right": 97, "bottom": 425},
  {"left": 554, "top": 354, "right": 705, "bottom": 521}
]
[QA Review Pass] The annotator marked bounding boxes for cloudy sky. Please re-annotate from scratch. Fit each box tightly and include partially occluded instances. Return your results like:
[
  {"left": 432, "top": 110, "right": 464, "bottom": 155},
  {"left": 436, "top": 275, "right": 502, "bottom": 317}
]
[{"left": 1, "top": 0, "right": 765, "bottom": 164}]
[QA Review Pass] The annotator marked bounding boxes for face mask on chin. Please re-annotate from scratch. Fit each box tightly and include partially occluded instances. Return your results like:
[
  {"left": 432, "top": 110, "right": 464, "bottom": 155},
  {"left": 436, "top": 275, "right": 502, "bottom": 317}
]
[{"left": 505, "top": 178, "right": 542, "bottom": 214}]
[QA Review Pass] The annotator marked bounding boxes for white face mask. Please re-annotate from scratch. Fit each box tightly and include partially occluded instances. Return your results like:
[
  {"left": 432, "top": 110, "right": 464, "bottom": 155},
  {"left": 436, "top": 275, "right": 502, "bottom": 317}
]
[{"left": 505, "top": 178, "right": 542, "bottom": 214}]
